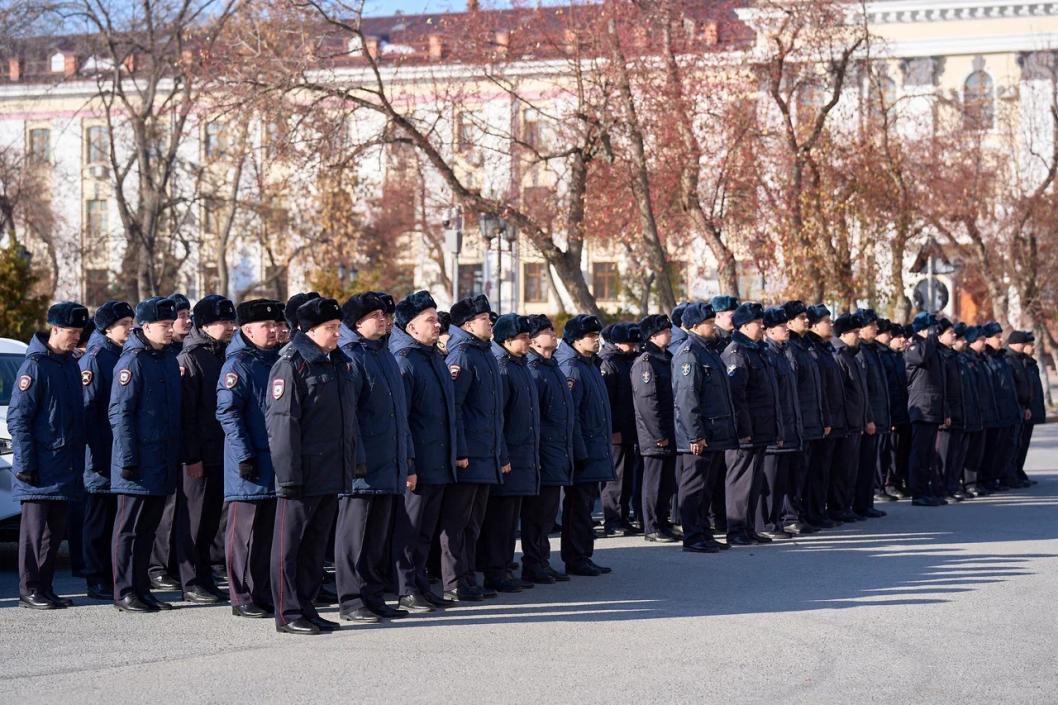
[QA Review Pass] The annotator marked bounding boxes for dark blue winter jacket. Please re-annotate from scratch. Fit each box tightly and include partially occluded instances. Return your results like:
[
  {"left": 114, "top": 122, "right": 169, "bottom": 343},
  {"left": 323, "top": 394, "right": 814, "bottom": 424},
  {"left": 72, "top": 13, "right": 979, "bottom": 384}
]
[
  {"left": 492, "top": 342, "right": 540, "bottom": 496},
  {"left": 80, "top": 329, "right": 122, "bottom": 493},
  {"left": 555, "top": 340, "right": 614, "bottom": 484},
  {"left": 446, "top": 325, "right": 506, "bottom": 485},
  {"left": 527, "top": 349, "right": 574, "bottom": 486}
]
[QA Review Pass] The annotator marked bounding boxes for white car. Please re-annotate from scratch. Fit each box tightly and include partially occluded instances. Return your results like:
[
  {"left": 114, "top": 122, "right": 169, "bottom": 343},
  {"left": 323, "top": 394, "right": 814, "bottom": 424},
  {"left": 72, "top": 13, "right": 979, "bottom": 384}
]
[{"left": 0, "top": 337, "right": 30, "bottom": 539}]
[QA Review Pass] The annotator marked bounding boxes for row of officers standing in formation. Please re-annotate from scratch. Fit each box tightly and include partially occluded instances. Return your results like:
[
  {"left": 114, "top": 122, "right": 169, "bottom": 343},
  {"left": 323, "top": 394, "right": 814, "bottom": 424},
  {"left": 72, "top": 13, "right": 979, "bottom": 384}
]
[{"left": 9, "top": 288, "right": 1047, "bottom": 634}]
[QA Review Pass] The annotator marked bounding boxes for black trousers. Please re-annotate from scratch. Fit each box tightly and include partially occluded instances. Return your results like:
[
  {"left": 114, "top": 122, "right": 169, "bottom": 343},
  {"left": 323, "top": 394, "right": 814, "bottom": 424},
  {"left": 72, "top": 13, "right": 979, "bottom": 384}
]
[
  {"left": 888, "top": 424, "right": 912, "bottom": 489},
  {"left": 827, "top": 433, "right": 861, "bottom": 515},
  {"left": 66, "top": 499, "right": 84, "bottom": 576},
  {"left": 335, "top": 494, "right": 395, "bottom": 612},
  {"left": 759, "top": 452, "right": 792, "bottom": 533},
  {"left": 640, "top": 454, "right": 676, "bottom": 535},
  {"left": 560, "top": 482, "right": 597, "bottom": 565},
  {"left": 18, "top": 500, "right": 68, "bottom": 596},
  {"left": 782, "top": 449, "right": 809, "bottom": 525},
  {"left": 438, "top": 482, "right": 490, "bottom": 593},
  {"left": 874, "top": 431, "right": 892, "bottom": 493},
  {"left": 963, "top": 431, "right": 987, "bottom": 489},
  {"left": 149, "top": 493, "right": 177, "bottom": 579},
  {"left": 907, "top": 422, "right": 941, "bottom": 499},
  {"left": 854, "top": 432, "right": 878, "bottom": 514},
  {"left": 602, "top": 443, "right": 639, "bottom": 528},
  {"left": 725, "top": 445, "right": 765, "bottom": 538},
  {"left": 677, "top": 452, "right": 723, "bottom": 545},
  {"left": 82, "top": 492, "right": 116, "bottom": 587},
  {"left": 1014, "top": 423, "right": 1035, "bottom": 481},
  {"left": 521, "top": 485, "right": 561, "bottom": 575},
  {"left": 805, "top": 438, "right": 835, "bottom": 521},
  {"left": 981, "top": 425, "right": 1018, "bottom": 486},
  {"left": 211, "top": 502, "right": 228, "bottom": 570},
  {"left": 936, "top": 429, "right": 968, "bottom": 495},
  {"left": 225, "top": 498, "right": 275, "bottom": 608},
  {"left": 479, "top": 495, "right": 523, "bottom": 582},
  {"left": 112, "top": 494, "right": 166, "bottom": 600},
  {"left": 392, "top": 483, "right": 446, "bottom": 597},
  {"left": 271, "top": 494, "right": 337, "bottom": 626},
  {"left": 174, "top": 465, "right": 225, "bottom": 590}
]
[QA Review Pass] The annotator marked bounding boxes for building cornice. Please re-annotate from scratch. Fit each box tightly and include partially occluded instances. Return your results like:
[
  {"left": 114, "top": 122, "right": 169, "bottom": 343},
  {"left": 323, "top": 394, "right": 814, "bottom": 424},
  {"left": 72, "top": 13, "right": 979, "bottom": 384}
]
[{"left": 863, "top": 0, "right": 1058, "bottom": 25}]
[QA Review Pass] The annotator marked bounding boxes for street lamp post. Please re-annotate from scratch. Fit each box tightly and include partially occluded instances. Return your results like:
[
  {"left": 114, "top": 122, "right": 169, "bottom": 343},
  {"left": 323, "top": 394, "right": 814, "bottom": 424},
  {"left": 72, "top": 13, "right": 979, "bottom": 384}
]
[{"left": 479, "top": 213, "right": 516, "bottom": 314}]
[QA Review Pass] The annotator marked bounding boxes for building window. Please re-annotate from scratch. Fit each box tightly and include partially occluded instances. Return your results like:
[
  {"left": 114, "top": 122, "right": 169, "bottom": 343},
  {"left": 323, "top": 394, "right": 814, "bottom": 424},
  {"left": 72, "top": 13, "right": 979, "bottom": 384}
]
[
  {"left": 521, "top": 112, "right": 543, "bottom": 149},
  {"left": 458, "top": 263, "right": 483, "bottom": 299},
  {"left": 85, "top": 199, "right": 107, "bottom": 240},
  {"left": 523, "top": 262, "right": 549, "bottom": 303},
  {"left": 84, "top": 268, "right": 110, "bottom": 307},
  {"left": 28, "top": 128, "right": 50, "bottom": 165},
  {"left": 455, "top": 112, "right": 478, "bottom": 152},
  {"left": 592, "top": 261, "right": 619, "bottom": 301},
  {"left": 85, "top": 126, "right": 108, "bottom": 164},
  {"left": 964, "top": 70, "right": 995, "bottom": 131},
  {"left": 204, "top": 121, "right": 227, "bottom": 158}
]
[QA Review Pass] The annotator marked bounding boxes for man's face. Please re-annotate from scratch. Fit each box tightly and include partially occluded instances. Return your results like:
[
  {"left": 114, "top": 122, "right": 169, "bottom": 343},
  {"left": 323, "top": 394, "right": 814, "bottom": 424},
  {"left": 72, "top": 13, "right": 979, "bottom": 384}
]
[
  {"left": 859, "top": 323, "right": 878, "bottom": 342},
  {"left": 987, "top": 335, "right": 1002, "bottom": 350},
  {"left": 889, "top": 336, "right": 906, "bottom": 352},
  {"left": 465, "top": 312, "right": 493, "bottom": 341},
  {"left": 107, "top": 316, "right": 134, "bottom": 347},
  {"left": 787, "top": 313, "right": 808, "bottom": 334},
  {"left": 307, "top": 320, "right": 342, "bottom": 352},
  {"left": 1026, "top": 343, "right": 1036, "bottom": 356},
  {"left": 876, "top": 332, "right": 892, "bottom": 347},
  {"left": 407, "top": 309, "right": 440, "bottom": 346},
  {"left": 615, "top": 342, "right": 637, "bottom": 354},
  {"left": 49, "top": 326, "right": 82, "bottom": 353},
  {"left": 173, "top": 309, "right": 192, "bottom": 338},
  {"left": 840, "top": 330, "right": 860, "bottom": 347},
  {"left": 142, "top": 319, "right": 175, "bottom": 348},
  {"left": 1009, "top": 342, "right": 1026, "bottom": 354},
  {"left": 811, "top": 317, "right": 833, "bottom": 339},
  {"left": 531, "top": 328, "right": 558, "bottom": 354},
  {"left": 693, "top": 320, "right": 717, "bottom": 339},
  {"left": 650, "top": 329, "right": 672, "bottom": 348},
  {"left": 275, "top": 321, "right": 290, "bottom": 343},
  {"left": 384, "top": 312, "right": 394, "bottom": 335},
  {"left": 953, "top": 339, "right": 966, "bottom": 352},
  {"left": 765, "top": 323, "right": 789, "bottom": 343},
  {"left": 356, "top": 309, "right": 387, "bottom": 341},
  {"left": 970, "top": 339, "right": 986, "bottom": 353},
  {"left": 243, "top": 320, "right": 278, "bottom": 349},
  {"left": 716, "top": 310, "right": 734, "bottom": 331},
  {"left": 574, "top": 332, "right": 601, "bottom": 356},
  {"left": 740, "top": 320, "right": 764, "bottom": 342},
  {"left": 203, "top": 319, "right": 236, "bottom": 343},
  {"left": 939, "top": 328, "right": 957, "bottom": 347},
  {"left": 503, "top": 332, "right": 531, "bottom": 357}
]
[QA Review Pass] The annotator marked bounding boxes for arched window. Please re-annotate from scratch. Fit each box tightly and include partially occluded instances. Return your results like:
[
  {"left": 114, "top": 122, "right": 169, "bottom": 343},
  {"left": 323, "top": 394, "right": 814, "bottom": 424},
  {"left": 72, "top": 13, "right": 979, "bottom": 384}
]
[{"left": 963, "top": 70, "right": 995, "bottom": 130}]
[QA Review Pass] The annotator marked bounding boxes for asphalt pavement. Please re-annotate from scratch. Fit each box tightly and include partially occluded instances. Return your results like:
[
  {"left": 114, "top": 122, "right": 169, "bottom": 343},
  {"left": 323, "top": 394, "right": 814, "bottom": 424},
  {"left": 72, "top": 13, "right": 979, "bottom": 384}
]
[{"left": 2, "top": 426, "right": 1057, "bottom": 705}]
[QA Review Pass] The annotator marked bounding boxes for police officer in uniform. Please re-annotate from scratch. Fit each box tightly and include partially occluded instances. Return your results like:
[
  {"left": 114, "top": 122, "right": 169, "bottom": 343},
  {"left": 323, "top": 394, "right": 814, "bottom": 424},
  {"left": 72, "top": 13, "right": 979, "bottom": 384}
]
[
  {"left": 668, "top": 303, "right": 689, "bottom": 354},
  {"left": 722, "top": 302, "right": 780, "bottom": 546},
  {"left": 283, "top": 292, "right": 320, "bottom": 338},
  {"left": 632, "top": 314, "right": 677, "bottom": 543},
  {"left": 110, "top": 297, "right": 182, "bottom": 612},
  {"left": 335, "top": 292, "right": 412, "bottom": 622},
  {"left": 80, "top": 300, "right": 135, "bottom": 601},
  {"left": 980, "top": 321, "right": 1021, "bottom": 490},
  {"left": 671, "top": 303, "right": 734, "bottom": 553},
  {"left": 948, "top": 323, "right": 980, "bottom": 500},
  {"left": 556, "top": 314, "right": 614, "bottom": 575},
  {"left": 482, "top": 314, "right": 540, "bottom": 593},
  {"left": 880, "top": 324, "right": 912, "bottom": 498},
  {"left": 759, "top": 306, "right": 802, "bottom": 539},
  {"left": 523, "top": 315, "right": 574, "bottom": 583},
  {"left": 441, "top": 294, "right": 508, "bottom": 601},
  {"left": 1006, "top": 331, "right": 1038, "bottom": 486},
  {"left": 854, "top": 310, "right": 891, "bottom": 513},
  {"left": 216, "top": 299, "right": 285, "bottom": 618},
  {"left": 964, "top": 327, "right": 999, "bottom": 496},
  {"left": 268, "top": 297, "right": 357, "bottom": 634},
  {"left": 710, "top": 296, "right": 739, "bottom": 354},
  {"left": 905, "top": 312, "right": 950, "bottom": 506},
  {"left": 830, "top": 313, "right": 871, "bottom": 521},
  {"left": 780, "top": 301, "right": 824, "bottom": 534},
  {"left": 1013, "top": 332, "right": 1047, "bottom": 483},
  {"left": 9, "top": 302, "right": 88, "bottom": 609},
  {"left": 935, "top": 319, "right": 969, "bottom": 502},
  {"left": 600, "top": 323, "right": 642, "bottom": 537},
  {"left": 804, "top": 305, "right": 844, "bottom": 528}
]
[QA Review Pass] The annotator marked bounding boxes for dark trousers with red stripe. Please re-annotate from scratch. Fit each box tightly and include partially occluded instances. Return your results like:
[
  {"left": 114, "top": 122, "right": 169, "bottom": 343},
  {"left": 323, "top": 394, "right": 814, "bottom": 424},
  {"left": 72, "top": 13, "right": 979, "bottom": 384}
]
[
  {"left": 82, "top": 492, "right": 115, "bottom": 588},
  {"left": 392, "top": 484, "right": 446, "bottom": 598},
  {"left": 19, "top": 500, "right": 68, "bottom": 596},
  {"left": 112, "top": 493, "right": 166, "bottom": 600},
  {"left": 270, "top": 494, "right": 337, "bottom": 626},
  {"left": 174, "top": 465, "right": 225, "bottom": 590},
  {"left": 335, "top": 494, "right": 395, "bottom": 613},
  {"left": 225, "top": 499, "right": 275, "bottom": 608}
]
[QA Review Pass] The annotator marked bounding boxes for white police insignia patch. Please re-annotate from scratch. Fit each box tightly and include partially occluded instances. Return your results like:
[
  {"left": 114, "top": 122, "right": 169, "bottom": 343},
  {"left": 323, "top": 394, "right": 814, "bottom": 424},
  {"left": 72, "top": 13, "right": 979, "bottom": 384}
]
[
  {"left": 641, "top": 370, "right": 652, "bottom": 384},
  {"left": 81, "top": 370, "right": 93, "bottom": 386},
  {"left": 449, "top": 364, "right": 461, "bottom": 380},
  {"left": 118, "top": 369, "right": 132, "bottom": 386},
  {"left": 272, "top": 378, "right": 285, "bottom": 399},
  {"left": 17, "top": 374, "right": 31, "bottom": 391},
  {"left": 727, "top": 364, "right": 737, "bottom": 375},
  {"left": 567, "top": 378, "right": 576, "bottom": 390},
  {"left": 224, "top": 372, "right": 238, "bottom": 389},
  {"left": 681, "top": 363, "right": 691, "bottom": 376}
]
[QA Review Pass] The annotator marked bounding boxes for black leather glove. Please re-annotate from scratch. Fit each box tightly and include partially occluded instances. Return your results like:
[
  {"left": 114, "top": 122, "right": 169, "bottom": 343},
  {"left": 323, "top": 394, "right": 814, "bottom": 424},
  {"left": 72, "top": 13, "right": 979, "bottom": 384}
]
[
  {"left": 15, "top": 470, "right": 38, "bottom": 485},
  {"left": 354, "top": 463, "right": 368, "bottom": 479},
  {"left": 238, "top": 459, "right": 257, "bottom": 481},
  {"left": 279, "top": 483, "right": 302, "bottom": 499},
  {"left": 121, "top": 466, "right": 138, "bottom": 481}
]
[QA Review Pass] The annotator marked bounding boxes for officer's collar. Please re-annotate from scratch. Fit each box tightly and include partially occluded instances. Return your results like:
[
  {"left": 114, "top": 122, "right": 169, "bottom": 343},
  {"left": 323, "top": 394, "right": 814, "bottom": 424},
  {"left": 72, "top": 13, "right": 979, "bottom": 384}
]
[
  {"left": 340, "top": 322, "right": 384, "bottom": 351},
  {"left": 643, "top": 341, "right": 667, "bottom": 356},
  {"left": 527, "top": 349, "right": 556, "bottom": 365},
  {"left": 290, "top": 331, "right": 337, "bottom": 363},
  {"left": 27, "top": 331, "right": 71, "bottom": 360},
  {"left": 731, "top": 330, "right": 761, "bottom": 348},
  {"left": 449, "top": 325, "right": 491, "bottom": 350},
  {"left": 493, "top": 341, "right": 527, "bottom": 365}
]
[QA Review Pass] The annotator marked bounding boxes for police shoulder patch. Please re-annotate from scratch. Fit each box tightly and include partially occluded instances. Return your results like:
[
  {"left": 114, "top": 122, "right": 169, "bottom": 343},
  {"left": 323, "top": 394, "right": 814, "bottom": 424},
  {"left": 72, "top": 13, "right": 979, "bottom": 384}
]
[
  {"left": 641, "top": 369, "right": 652, "bottom": 384},
  {"left": 81, "top": 369, "right": 93, "bottom": 386},
  {"left": 449, "top": 364, "right": 461, "bottom": 380},
  {"left": 224, "top": 372, "right": 238, "bottom": 389},
  {"left": 727, "top": 364, "right": 738, "bottom": 375},
  {"left": 118, "top": 369, "right": 132, "bottom": 386},
  {"left": 272, "top": 378, "right": 285, "bottom": 399},
  {"left": 567, "top": 377, "right": 576, "bottom": 390},
  {"left": 681, "top": 362, "right": 691, "bottom": 376},
  {"left": 17, "top": 374, "right": 32, "bottom": 391}
]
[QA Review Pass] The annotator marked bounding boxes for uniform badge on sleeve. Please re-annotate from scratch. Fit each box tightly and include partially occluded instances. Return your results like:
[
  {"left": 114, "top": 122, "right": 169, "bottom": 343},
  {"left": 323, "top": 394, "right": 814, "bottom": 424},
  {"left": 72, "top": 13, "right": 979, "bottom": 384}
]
[
  {"left": 449, "top": 364, "right": 461, "bottom": 380},
  {"left": 81, "top": 370, "right": 93, "bottom": 386},
  {"left": 224, "top": 372, "right": 238, "bottom": 389},
  {"left": 118, "top": 369, "right": 132, "bottom": 386},
  {"left": 272, "top": 378, "right": 285, "bottom": 399},
  {"left": 17, "top": 375, "right": 32, "bottom": 391},
  {"left": 641, "top": 370, "right": 652, "bottom": 384},
  {"left": 727, "top": 364, "right": 737, "bottom": 376},
  {"left": 681, "top": 363, "right": 691, "bottom": 376},
  {"left": 567, "top": 378, "right": 576, "bottom": 390}
]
